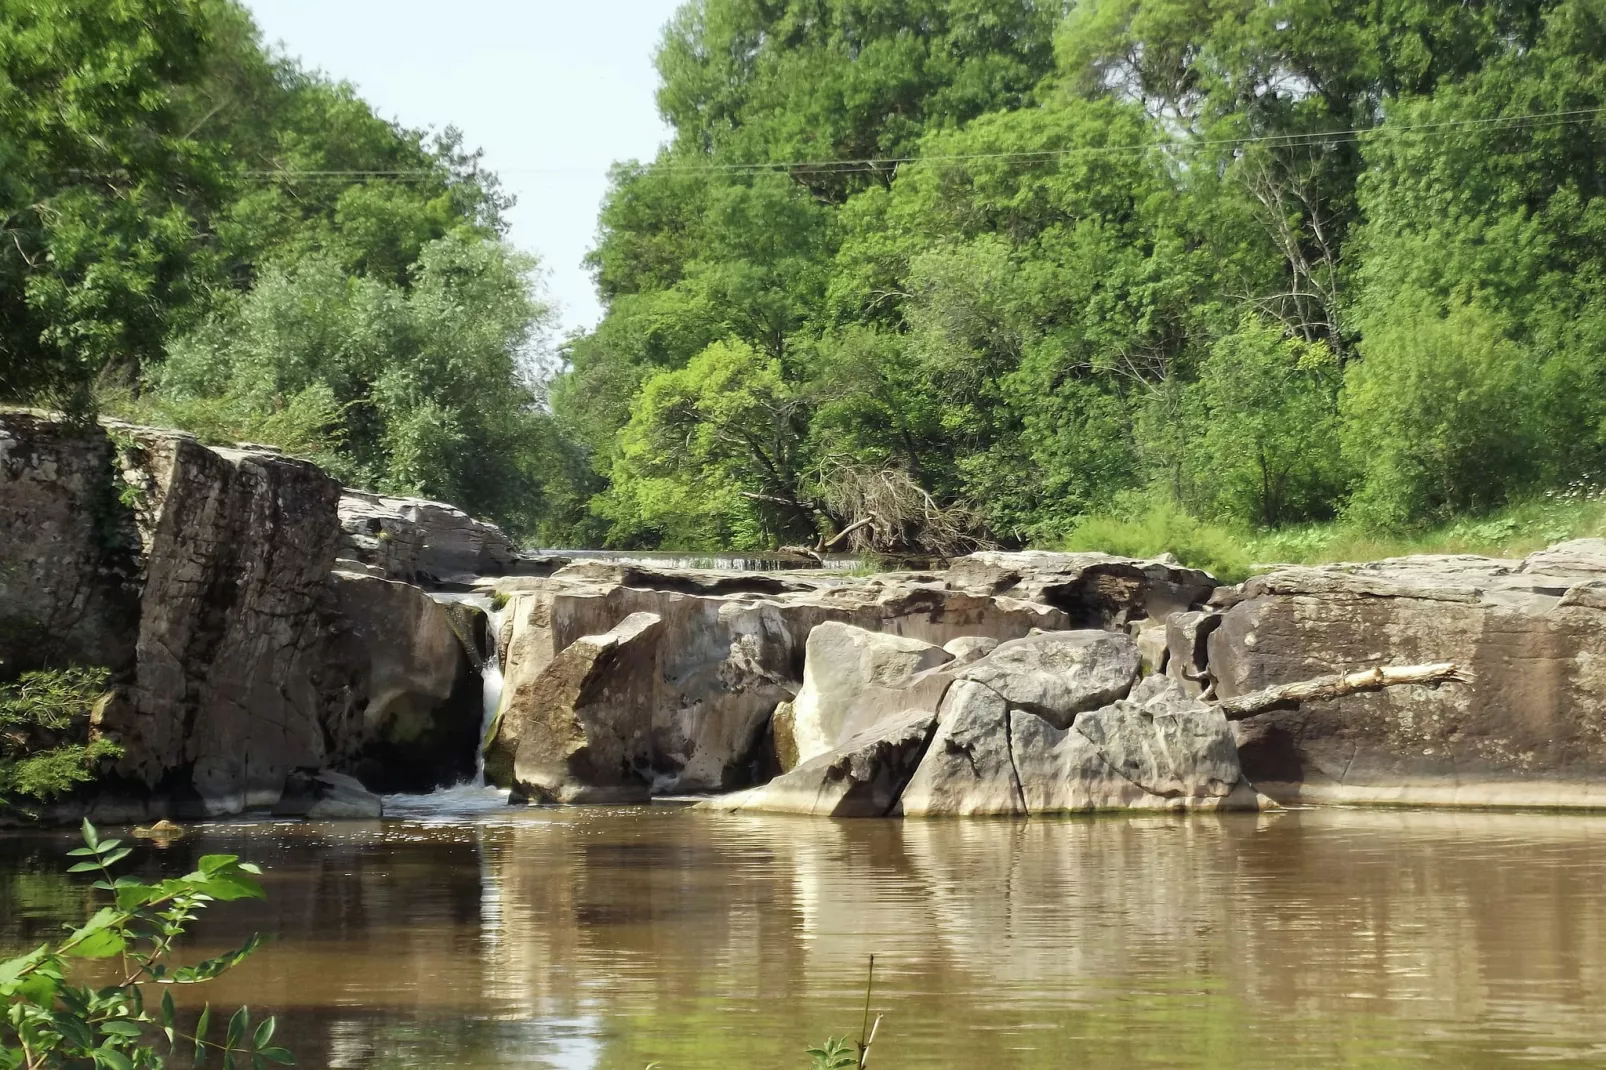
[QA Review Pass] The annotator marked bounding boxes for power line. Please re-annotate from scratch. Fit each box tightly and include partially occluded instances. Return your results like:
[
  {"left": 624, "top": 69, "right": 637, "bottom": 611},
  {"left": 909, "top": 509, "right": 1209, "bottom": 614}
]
[{"left": 233, "top": 104, "right": 1606, "bottom": 181}]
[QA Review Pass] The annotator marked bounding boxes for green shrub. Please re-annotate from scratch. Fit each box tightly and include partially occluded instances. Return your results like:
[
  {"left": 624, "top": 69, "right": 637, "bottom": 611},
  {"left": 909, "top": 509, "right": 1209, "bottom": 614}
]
[
  {"left": 0, "top": 670, "right": 121, "bottom": 811},
  {"left": 1059, "top": 500, "right": 1254, "bottom": 582}
]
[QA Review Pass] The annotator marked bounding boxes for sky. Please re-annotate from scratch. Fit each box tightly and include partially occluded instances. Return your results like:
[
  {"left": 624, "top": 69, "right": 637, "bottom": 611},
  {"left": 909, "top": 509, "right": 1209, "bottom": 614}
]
[{"left": 244, "top": 0, "right": 684, "bottom": 337}]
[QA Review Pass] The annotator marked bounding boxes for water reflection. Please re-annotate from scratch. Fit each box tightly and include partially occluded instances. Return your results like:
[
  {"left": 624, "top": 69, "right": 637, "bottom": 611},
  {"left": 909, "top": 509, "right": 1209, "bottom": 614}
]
[{"left": 5, "top": 808, "right": 1606, "bottom": 1068}]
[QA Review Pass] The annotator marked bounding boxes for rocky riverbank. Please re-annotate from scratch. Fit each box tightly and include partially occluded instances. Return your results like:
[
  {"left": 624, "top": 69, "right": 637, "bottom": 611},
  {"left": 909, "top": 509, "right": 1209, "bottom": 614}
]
[{"left": 6, "top": 409, "right": 1606, "bottom": 819}]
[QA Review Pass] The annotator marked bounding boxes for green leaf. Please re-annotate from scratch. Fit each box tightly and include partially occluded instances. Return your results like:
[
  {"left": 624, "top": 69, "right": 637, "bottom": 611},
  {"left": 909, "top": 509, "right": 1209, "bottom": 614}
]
[
  {"left": 82, "top": 818, "right": 100, "bottom": 849},
  {"left": 93, "top": 1049, "right": 133, "bottom": 1070},
  {"left": 64, "top": 908, "right": 127, "bottom": 959},
  {"left": 225, "top": 1006, "right": 249, "bottom": 1051},
  {"left": 99, "top": 1021, "right": 144, "bottom": 1038},
  {"left": 195, "top": 1003, "right": 212, "bottom": 1067},
  {"left": 259, "top": 1047, "right": 294, "bottom": 1065},
  {"left": 0, "top": 946, "right": 48, "bottom": 988},
  {"left": 252, "top": 1016, "right": 276, "bottom": 1050}
]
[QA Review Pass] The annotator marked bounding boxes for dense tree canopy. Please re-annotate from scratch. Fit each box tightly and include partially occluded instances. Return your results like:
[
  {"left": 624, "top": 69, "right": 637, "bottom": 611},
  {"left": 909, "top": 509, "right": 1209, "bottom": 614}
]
[
  {"left": 6, "top": 0, "right": 1606, "bottom": 551},
  {"left": 0, "top": 0, "right": 555, "bottom": 534},
  {"left": 547, "top": 0, "right": 1606, "bottom": 551}
]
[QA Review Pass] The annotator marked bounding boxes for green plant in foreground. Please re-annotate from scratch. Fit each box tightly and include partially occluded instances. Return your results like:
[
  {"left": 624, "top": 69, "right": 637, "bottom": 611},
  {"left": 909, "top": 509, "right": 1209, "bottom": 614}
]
[
  {"left": 806, "top": 1037, "right": 858, "bottom": 1069},
  {"left": 0, "top": 821, "right": 292, "bottom": 1068}
]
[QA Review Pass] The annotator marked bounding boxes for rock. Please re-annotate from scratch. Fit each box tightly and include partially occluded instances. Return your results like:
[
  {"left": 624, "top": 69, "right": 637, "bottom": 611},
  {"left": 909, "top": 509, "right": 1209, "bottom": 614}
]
[
  {"left": 337, "top": 489, "right": 516, "bottom": 584},
  {"left": 898, "top": 681, "right": 1024, "bottom": 816},
  {"left": 771, "top": 701, "right": 800, "bottom": 771},
  {"left": 900, "top": 671, "right": 1254, "bottom": 816},
  {"left": 0, "top": 412, "right": 140, "bottom": 676},
  {"left": 102, "top": 428, "right": 343, "bottom": 813},
  {"left": 956, "top": 630, "right": 1141, "bottom": 728},
  {"left": 485, "top": 572, "right": 1068, "bottom": 792},
  {"left": 1133, "top": 619, "right": 1169, "bottom": 675},
  {"left": 1164, "top": 610, "right": 1220, "bottom": 697},
  {"left": 272, "top": 769, "right": 384, "bottom": 820},
  {"left": 703, "top": 708, "right": 936, "bottom": 817},
  {"left": 1211, "top": 544, "right": 1606, "bottom": 807},
  {"left": 785, "top": 622, "right": 954, "bottom": 768},
  {"left": 1070, "top": 675, "right": 1241, "bottom": 799},
  {"left": 942, "top": 636, "right": 999, "bottom": 666},
  {"left": 944, "top": 550, "right": 1218, "bottom": 626},
  {"left": 321, "top": 572, "right": 482, "bottom": 792},
  {"left": 496, "top": 612, "right": 663, "bottom": 803}
]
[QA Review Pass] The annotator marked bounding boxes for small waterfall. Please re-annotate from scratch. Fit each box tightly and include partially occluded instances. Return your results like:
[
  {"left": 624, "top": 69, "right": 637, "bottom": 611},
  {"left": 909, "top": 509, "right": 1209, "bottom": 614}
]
[
  {"left": 474, "top": 599, "right": 506, "bottom": 784},
  {"left": 386, "top": 591, "right": 512, "bottom": 818}
]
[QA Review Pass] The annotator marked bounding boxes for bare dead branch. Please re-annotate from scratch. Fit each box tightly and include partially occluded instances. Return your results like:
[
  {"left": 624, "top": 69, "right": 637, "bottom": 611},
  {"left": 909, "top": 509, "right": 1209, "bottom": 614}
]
[{"left": 1219, "top": 662, "right": 1473, "bottom": 720}]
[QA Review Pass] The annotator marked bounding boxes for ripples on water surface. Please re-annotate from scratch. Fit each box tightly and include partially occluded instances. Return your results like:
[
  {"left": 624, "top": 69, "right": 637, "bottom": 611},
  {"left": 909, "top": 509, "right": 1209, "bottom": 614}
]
[{"left": 4, "top": 806, "right": 1606, "bottom": 1069}]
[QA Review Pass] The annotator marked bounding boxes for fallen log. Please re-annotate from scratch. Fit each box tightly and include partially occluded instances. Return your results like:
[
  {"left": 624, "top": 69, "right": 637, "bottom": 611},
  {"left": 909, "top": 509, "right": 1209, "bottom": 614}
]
[{"left": 1218, "top": 662, "right": 1473, "bottom": 720}]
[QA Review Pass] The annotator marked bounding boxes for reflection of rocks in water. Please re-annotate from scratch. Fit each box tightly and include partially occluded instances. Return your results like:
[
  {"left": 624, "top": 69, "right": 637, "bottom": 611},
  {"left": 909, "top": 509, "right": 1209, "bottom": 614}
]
[{"left": 8, "top": 809, "right": 1606, "bottom": 1068}]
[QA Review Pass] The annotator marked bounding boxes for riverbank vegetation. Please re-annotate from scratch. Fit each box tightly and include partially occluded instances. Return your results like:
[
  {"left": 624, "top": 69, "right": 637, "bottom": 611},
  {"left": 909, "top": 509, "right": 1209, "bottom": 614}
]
[
  {"left": 5, "top": 0, "right": 1606, "bottom": 568},
  {"left": 0, "top": 670, "right": 119, "bottom": 814}
]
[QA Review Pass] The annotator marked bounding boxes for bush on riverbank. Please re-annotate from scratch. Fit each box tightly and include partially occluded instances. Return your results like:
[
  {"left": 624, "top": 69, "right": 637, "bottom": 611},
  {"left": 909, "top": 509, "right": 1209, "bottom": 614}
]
[
  {"left": 1059, "top": 493, "right": 1606, "bottom": 583},
  {"left": 0, "top": 670, "right": 120, "bottom": 814}
]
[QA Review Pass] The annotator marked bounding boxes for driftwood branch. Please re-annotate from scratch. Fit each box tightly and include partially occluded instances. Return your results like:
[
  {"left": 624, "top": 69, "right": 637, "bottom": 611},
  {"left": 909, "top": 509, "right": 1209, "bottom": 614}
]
[
  {"left": 820, "top": 515, "right": 877, "bottom": 552},
  {"left": 1219, "top": 662, "right": 1472, "bottom": 720}
]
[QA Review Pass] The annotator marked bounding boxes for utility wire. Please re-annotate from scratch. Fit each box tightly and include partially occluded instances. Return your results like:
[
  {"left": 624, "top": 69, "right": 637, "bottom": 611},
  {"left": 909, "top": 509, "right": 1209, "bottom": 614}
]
[{"left": 233, "top": 104, "right": 1606, "bottom": 181}]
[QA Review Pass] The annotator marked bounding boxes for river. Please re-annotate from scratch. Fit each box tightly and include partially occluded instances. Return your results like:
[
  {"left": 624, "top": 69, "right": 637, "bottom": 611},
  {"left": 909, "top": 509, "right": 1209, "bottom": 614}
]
[{"left": 4, "top": 804, "right": 1606, "bottom": 1068}]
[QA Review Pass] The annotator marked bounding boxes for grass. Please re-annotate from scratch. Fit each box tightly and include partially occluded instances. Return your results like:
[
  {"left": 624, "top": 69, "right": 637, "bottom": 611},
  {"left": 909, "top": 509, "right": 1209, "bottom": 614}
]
[{"left": 1054, "top": 491, "right": 1606, "bottom": 583}]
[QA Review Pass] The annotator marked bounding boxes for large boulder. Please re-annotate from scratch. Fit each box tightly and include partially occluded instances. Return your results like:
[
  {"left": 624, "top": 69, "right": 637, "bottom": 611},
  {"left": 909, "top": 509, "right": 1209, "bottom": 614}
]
[
  {"left": 493, "top": 612, "right": 664, "bottom": 803},
  {"left": 703, "top": 708, "right": 936, "bottom": 817},
  {"left": 784, "top": 622, "right": 955, "bottom": 768},
  {"left": 898, "top": 681, "right": 1025, "bottom": 816},
  {"left": 944, "top": 550, "right": 1218, "bottom": 627},
  {"left": 899, "top": 661, "right": 1256, "bottom": 816},
  {"left": 1210, "top": 542, "right": 1606, "bottom": 807},
  {"left": 337, "top": 489, "right": 517, "bottom": 584},
  {"left": 956, "top": 630, "right": 1141, "bottom": 727},
  {"left": 321, "top": 572, "right": 483, "bottom": 792}
]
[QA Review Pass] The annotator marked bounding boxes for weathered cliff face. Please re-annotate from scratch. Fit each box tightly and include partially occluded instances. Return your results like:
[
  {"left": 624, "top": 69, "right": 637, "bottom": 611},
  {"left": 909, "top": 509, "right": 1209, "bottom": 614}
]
[
  {"left": 97, "top": 428, "right": 344, "bottom": 812},
  {"left": 0, "top": 413, "right": 485, "bottom": 818},
  {"left": 0, "top": 412, "right": 140, "bottom": 676},
  {"left": 320, "top": 572, "right": 483, "bottom": 794},
  {"left": 1207, "top": 541, "right": 1606, "bottom": 807}
]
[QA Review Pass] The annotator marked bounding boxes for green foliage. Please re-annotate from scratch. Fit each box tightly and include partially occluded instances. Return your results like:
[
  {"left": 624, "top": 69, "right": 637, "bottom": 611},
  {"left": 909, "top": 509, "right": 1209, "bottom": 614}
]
[
  {"left": 0, "top": 670, "right": 120, "bottom": 810},
  {"left": 804, "top": 1036, "right": 858, "bottom": 1070},
  {"left": 130, "top": 232, "right": 556, "bottom": 535},
  {"left": 0, "top": 821, "right": 292, "bottom": 1068},
  {"left": 549, "top": 0, "right": 1606, "bottom": 552},
  {"left": 1059, "top": 499, "right": 1256, "bottom": 583}
]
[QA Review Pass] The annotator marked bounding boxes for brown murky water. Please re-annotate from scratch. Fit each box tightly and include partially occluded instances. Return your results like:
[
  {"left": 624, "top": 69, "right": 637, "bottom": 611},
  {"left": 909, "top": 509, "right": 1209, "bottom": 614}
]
[{"left": 4, "top": 801, "right": 1606, "bottom": 1068}]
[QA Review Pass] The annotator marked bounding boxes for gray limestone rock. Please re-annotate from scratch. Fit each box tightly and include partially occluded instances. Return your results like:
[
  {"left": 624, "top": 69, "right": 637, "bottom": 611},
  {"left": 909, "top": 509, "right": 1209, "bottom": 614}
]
[
  {"left": 1213, "top": 543, "right": 1606, "bottom": 807},
  {"left": 957, "top": 630, "right": 1140, "bottom": 728},
  {"left": 784, "top": 622, "right": 954, "bottom": 768},
  {"left": 501, "top": 611, "right": 664, "bottom": 803},
  {"left": 897, "top": 681, "right": 1023, "bottom": 816},
  {"left": 703, "top": 708, "right": 936, "bottom": 817}
]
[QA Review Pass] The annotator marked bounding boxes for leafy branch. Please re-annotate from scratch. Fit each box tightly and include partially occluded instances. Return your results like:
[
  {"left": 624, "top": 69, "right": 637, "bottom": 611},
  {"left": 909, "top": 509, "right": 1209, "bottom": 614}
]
[{"left": 0, "top": 821, "right": 293, "bottom": 1069}]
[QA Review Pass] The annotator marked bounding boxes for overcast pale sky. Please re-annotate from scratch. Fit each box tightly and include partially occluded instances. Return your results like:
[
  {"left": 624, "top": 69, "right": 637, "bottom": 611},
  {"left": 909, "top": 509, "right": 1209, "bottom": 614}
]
[{"left": 245, "top": 0, "right": 684, "bottom": 337}]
